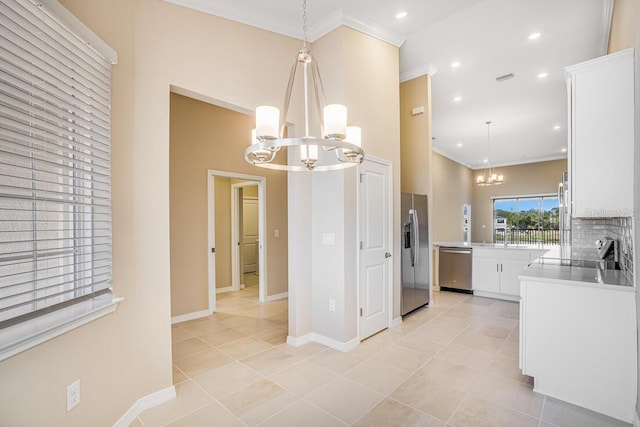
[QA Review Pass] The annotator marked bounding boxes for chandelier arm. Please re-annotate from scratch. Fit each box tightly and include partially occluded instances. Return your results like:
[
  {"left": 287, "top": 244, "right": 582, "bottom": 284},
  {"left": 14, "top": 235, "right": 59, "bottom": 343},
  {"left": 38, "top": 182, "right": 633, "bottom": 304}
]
[
  {"left": 280, "top": 54, "right": 300, "bottom": 138},
  {"left": 310, "top": 58, "right": 326, "bottom": 136}
]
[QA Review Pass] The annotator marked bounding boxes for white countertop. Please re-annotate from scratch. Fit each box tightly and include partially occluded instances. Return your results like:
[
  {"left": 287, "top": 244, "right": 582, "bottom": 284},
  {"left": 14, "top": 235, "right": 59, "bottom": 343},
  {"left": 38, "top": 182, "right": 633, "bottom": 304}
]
[
  {"left": 519, "top": 262, "right": 633, "bottom": 290},
  {"left": 434, "top": 241, "right": 551, "bottom": 251}
]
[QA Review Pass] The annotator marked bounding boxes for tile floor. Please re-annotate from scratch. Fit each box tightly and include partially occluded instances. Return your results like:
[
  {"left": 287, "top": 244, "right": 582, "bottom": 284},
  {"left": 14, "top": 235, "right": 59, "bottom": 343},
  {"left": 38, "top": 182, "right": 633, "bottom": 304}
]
[{"left": 135, "top": 288, "right": 630, "bottom": 427}]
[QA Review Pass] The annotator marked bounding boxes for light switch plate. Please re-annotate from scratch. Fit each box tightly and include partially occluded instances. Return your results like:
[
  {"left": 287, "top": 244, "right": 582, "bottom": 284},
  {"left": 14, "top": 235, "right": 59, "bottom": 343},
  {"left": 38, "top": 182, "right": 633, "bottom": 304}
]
[{"left": 322, "top": 233, "right": 335, "bottom": 245}]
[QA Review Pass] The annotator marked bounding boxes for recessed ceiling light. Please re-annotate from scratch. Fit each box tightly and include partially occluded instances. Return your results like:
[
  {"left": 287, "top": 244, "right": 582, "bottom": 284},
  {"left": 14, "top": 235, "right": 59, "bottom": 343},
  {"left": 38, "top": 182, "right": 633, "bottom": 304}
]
[
  {"left": 528, "top": 32, "right": 541, "bottom": 40},
  {"left": 561, "top": 147, "right": 567, "bottom": 153},
  {"left": 451, "top": 61, "right": 461, "bottom": 69},
  {"left": 395, "top": 11, "right": 408, "bottom": 19},
  {"left": 537, "top": 72, "right": 548, "bottom": 79},
  {"left": 553, "top": 125, "right": 561, "bottom": 130},
  {"left": 456, "top": 142, "right": 463, "bottom": 148},
  {"left": 453, "top": 96, "right": 462, "bottom": 102}
]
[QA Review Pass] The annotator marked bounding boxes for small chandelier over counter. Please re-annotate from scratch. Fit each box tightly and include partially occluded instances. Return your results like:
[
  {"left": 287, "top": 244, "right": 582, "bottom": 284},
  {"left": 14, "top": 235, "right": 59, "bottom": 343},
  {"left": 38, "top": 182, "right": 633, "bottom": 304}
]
[
  {"left": 244, "top": 0, "right": 364, "bottom": 171},
  {"left": 476, "top": 121, "right": 504, "bottom": 186}
]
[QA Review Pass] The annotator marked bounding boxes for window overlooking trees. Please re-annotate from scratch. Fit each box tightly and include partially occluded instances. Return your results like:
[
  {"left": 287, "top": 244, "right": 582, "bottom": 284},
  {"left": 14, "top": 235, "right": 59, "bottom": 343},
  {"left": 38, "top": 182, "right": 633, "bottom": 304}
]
[{"left": 493, "top": 196, "right": 559, "bottom": 245}]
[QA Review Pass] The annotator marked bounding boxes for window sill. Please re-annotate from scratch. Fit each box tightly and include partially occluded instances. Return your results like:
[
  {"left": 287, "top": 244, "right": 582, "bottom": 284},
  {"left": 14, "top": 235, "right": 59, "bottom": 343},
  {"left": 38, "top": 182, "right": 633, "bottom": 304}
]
[{"left": 0, "top": 295, "right": 123, "bottom": 363}]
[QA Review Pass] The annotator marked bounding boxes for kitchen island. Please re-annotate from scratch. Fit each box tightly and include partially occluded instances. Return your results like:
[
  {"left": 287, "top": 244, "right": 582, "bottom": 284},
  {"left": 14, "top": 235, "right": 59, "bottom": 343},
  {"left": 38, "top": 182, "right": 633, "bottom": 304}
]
[{"left": 518, "top": 261, "right": 636, "bottom": 423}]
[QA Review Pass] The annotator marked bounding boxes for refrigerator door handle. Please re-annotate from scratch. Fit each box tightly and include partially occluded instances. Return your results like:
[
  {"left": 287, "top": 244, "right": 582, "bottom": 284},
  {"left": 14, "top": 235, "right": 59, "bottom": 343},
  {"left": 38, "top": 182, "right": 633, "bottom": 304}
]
[{"left": 410, "top": 209, "right": 419, "bottom": 267}]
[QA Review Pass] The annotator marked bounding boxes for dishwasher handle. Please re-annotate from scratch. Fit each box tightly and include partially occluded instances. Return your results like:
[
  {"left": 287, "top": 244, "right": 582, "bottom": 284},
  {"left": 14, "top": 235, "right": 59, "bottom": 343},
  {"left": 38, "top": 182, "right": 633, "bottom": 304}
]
[{"left": 440, "top": 248, "right": 472, "bottom": 255}]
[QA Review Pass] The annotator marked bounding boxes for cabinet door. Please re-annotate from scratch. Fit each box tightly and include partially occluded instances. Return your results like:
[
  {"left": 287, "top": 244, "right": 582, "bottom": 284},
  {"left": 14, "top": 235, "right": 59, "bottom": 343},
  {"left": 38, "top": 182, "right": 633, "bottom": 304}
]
[
  {"left": 500, "top": 258, "right": 530, "bottom": 296},
  {"left": 472, "top": 257, "right": 500, "bottom": 293},
  {"left": 569, "top": 50, "right": 634, "bottom": 217}
]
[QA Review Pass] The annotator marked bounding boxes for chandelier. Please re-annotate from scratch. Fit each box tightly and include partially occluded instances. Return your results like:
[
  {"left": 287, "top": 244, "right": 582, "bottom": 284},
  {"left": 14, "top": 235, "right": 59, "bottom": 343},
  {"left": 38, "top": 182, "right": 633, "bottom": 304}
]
[
  {"left": 476, "top": 121, "right": 504, "bottom": 186},
  {"left": 244, "top": 0, "right": 364, "bottom": 171}
]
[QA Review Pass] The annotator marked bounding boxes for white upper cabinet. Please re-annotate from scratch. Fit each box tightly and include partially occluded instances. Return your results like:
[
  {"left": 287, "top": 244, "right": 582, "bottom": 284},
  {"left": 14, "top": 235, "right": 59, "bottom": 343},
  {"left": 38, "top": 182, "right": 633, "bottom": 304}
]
[{"left": 565, "top": 48, "right": 634, "bottom": 218}]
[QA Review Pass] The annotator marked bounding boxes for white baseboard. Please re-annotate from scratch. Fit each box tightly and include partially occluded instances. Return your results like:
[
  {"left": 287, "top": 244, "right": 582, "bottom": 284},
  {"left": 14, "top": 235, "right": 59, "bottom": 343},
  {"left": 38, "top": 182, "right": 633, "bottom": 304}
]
[
  {"left": 113, "top": 385, "right": 176, "bottom": 427},
  {"left": 287, "top": 332, "right": 358, "bottom": 352},
  {"left": 390, "top": 316, "right": 402, "bottom": 327},
  {"left": 171, "top": 309, "right": 212, "bottom": 325},
  {"left": 216, "top": 286, "right": 233, "bottom": 294},
  {"left": 472, "top": 290, "right": 519, "bottom": 302},
  {"left": 286, "top": 333, "right": 313, "bottom": 347},
  {"left": 264, "top": 291, "right": 288, "bottom": 302}
]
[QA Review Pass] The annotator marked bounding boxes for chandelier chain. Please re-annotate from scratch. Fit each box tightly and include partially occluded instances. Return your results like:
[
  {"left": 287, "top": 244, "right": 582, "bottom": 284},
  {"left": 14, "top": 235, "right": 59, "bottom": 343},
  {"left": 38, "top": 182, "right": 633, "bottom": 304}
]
[{"left": 302, "top": 0, "right": 308, "bottom": 47}]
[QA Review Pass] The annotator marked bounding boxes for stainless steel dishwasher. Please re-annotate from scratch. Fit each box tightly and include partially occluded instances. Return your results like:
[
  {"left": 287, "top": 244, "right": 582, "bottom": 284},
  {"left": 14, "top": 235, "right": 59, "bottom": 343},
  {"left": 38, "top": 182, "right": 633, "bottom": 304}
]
[{"left": 439, "top": 247, "right": 473, "bottom": 292}]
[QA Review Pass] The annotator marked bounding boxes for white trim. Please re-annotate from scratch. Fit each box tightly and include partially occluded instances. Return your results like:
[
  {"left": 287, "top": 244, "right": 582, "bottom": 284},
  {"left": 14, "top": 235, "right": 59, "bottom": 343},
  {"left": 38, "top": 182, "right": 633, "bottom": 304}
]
[
  {"left": 287, "top": 332, "right": 359, "bottom": 352},
  {"left": 170, "top": 86, "right": 254, "bottom": 116},
  {"left": 0, "top": 296, "right": 122, "bottom": 363},
  {"left": 170, "top": 309, "right": 212, "bottom": 325},
  {"left": 164, "top": 2, "right": 405, "bottom": 48},
  {"left": 264, "top": 291, "right": 288, "bottom": 302},
  {"left": 490, "top": 193, "right": 557, "bottom": 200},
  {"left": 473, "top": 290, "right": 519, "bottom": 302},
  {"left": 477, "top": 154, "right": 568, "bottom": 170},
  {"left": 308, "top": 9, "right": 405, "bottom": 47},
  {"left": 390, "top": 316, "right": 402, "bottom": 328},
  {"left": 215, "top": 286, "right": 234, "bottom": 294},
  {"left": 400, "top": 63, "right": 438, "bottom": 83},
  {"left": 113, "top": 385, "right": 176, "bottom": 427},
  {"left": 434, "top": 146, "right": 568, "bottom": 171},
  {"left": 432, "top": 147, "right": 474, "bottom": 169},
  {"left": 39, "top": 0, "right": 118, "bottom": 63},
  {"left": 286, "top": 333, "right": 313, "bottom": 347},
  {"left": 207, "top": 175, "right": 217, "bottom": 315}
]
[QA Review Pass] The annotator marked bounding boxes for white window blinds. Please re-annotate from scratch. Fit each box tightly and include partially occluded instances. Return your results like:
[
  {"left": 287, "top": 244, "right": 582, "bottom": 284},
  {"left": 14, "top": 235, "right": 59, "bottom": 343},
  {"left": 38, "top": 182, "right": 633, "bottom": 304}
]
[{"left": 0, "top": 0, "right": 114, "bottom": 328}]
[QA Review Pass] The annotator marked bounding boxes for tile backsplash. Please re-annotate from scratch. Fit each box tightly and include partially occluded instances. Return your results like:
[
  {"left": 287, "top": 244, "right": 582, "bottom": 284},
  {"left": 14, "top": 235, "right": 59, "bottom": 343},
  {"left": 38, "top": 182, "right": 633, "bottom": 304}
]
[{"left": 571, "top": 217, "right": 634, "bottom": 283}]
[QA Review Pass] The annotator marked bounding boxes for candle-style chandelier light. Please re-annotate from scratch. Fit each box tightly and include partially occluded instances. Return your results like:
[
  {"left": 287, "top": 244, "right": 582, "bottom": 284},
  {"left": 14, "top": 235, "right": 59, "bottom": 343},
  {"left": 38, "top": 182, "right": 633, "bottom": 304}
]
[{"left": 244, "top": 0, "right": 364, "bottom": 171}]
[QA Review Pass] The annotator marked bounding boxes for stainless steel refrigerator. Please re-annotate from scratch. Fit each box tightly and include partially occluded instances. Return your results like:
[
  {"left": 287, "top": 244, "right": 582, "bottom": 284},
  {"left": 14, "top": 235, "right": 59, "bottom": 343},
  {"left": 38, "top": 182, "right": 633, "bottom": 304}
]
[{"left": 401, "top": 193, "right": 430, "bottom": 316}]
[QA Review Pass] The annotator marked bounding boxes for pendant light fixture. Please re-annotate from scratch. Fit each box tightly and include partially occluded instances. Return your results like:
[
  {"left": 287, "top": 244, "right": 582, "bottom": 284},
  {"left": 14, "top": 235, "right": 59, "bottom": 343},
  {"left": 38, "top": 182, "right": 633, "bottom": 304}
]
[
  {"left": 476, "top": 121, "right": 504, "bottom": 186},
  {"left": 244, "top": 0, "right": 364, "bottom": 171}
]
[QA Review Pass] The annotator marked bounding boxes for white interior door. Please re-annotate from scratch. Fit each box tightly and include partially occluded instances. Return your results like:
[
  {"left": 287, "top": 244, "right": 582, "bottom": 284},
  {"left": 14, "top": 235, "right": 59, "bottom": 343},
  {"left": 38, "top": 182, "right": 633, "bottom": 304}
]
[
  {"left": 359, "top": 159, "right": 391, "bottom": 340},
  {"left": 242, "top": 197, "right": 259, "bottom": 273}
]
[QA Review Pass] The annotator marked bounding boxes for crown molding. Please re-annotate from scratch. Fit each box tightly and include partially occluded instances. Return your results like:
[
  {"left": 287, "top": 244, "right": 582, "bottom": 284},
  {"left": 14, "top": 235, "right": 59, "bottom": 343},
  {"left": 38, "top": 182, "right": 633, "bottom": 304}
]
[
  {"left": 400, "top": 63, "right": 438, "bottom": 83},
  {"left": 432, "top": 147, "right": 474, "bottom": 169},
  {"left": 432, "top": 147, "right": 567, "bottom": 170},
  {"left": 469, "top": 154, "right": 568, "bottom": 170},
  {"left": 308, "top": 8, "right": 406, "bottom": 47}
]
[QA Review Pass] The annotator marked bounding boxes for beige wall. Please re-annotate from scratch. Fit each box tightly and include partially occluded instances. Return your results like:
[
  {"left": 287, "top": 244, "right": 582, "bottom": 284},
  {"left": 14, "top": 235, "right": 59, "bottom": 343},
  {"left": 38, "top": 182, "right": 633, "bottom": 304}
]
[
  {"left": 608, "top": 0, "right": 637, "bottom": 53},
  {"left": 400, "top": 75, "right": 432, "bottom": 196},
  {"left": 471, "top": 159, "right": 567, "bottom": 243},
  {"left": 170, "top": 94, "right": 289, "bottom": 316},
  {"left": 0, "top": 1, "right": 302, "bottom": 424},
  {"left": 432, "top": 152, "right": 474, "bottom": 242},
  {"left": 214, "top": 177, "right": 232, "bottom": 288}
]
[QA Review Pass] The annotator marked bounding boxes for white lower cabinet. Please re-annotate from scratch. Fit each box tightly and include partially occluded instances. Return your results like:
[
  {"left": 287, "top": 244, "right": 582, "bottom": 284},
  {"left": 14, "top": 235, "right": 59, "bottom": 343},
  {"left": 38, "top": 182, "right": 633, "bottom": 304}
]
[
  {"left": 520, "top": 278, "right": 636, "bottom": 423},
  {"left": 472, "top": 248, "right": 543, "bottom": 300}
]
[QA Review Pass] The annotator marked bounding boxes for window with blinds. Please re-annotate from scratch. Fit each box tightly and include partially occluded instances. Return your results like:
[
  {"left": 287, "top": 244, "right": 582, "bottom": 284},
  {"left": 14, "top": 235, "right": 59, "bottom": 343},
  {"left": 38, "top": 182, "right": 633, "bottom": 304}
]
[{"left": 0, "top": 0, "right": 114, "bottom": 329}]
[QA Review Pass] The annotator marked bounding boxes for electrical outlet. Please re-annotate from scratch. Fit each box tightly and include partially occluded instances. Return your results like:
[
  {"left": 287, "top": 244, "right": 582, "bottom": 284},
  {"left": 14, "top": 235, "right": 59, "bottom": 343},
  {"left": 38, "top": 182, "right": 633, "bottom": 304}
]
[
  {"left": 67, "top": 380, "right": 80, "bottom": 412},
  {"left": 328, "top": 299, "right": 336, "bottom": 312}
]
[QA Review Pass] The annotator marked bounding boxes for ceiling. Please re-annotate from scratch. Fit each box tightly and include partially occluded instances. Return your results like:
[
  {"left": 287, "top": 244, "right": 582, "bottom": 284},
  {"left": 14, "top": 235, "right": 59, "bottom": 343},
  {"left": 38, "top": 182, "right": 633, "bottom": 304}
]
[{"left": 166, "top": 0, "right": 613, "bottom": 169}]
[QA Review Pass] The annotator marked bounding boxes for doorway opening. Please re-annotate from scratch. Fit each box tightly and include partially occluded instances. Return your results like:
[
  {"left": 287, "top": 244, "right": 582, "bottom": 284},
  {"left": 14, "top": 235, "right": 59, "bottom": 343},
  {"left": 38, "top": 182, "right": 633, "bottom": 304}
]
[
  {"left": 231, "top": 181, "right": 260, "bottom": 296},
  {"left": 207, "top": 170, "right": 266, "bottom": 312}
]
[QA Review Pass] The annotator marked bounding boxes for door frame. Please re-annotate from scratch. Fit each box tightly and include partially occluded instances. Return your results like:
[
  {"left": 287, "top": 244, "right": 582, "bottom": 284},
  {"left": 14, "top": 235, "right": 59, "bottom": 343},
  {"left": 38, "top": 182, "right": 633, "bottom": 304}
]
[
  {"left": 231, "top": 181, "right": 260, "bottom": 293},
  {"left": 207, "top": 170, "right": 267, "bottom": 312},
  {"left": 356, "top": 155, "right": 394, "bottom": 340}
]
